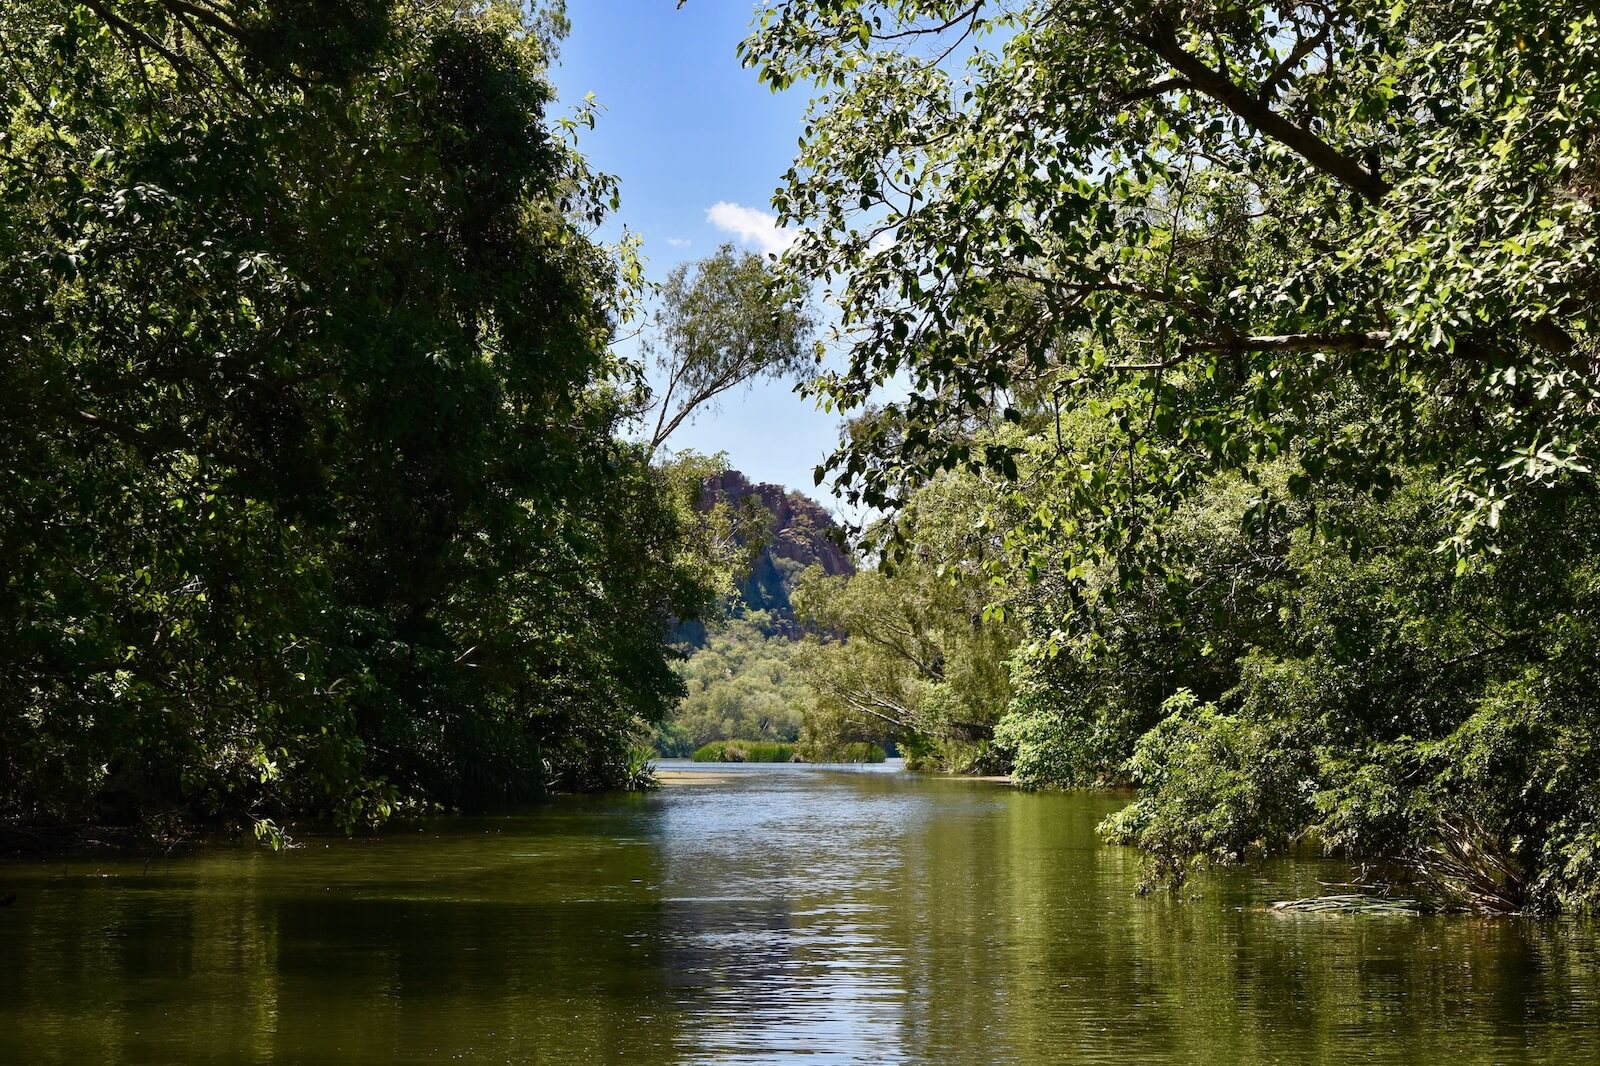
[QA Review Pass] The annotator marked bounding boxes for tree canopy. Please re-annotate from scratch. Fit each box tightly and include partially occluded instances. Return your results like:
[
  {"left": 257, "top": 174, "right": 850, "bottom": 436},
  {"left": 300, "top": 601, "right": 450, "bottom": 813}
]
[
  {"left": 793, "top": 470, "right": 1016, "bottom": 771},
  {"left": 642, "top": 243, "right": 817, "bottom": 454},
  {"left": 751, "top": 0, "right": 1600, "bottom": 911},
  {"left": 1, "top": 0, "right": 712, "bottom": 843},
  {"left": 747, "top": 0, "right": 1598, "bottom": 560}
]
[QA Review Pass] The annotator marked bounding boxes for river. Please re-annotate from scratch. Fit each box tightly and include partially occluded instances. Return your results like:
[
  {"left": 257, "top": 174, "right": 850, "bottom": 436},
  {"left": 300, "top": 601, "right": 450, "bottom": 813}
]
[{"left": 2, "top": 761, "right": 1597, "bottom": 1063}]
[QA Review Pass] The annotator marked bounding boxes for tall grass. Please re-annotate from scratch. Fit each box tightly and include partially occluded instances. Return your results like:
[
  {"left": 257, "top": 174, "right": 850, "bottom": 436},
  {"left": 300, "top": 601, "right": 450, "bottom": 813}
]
[
  {"left": 692, "top": 741, "right": 797, "bottom": 763},
  {"left": 690, "top": 740, "right": 890, "bottom": 764}
]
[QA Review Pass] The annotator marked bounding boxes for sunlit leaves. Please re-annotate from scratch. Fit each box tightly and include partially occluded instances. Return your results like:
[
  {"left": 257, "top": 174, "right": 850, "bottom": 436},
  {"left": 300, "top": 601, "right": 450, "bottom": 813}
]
[{"left": 747, "top": 0, "right": 1600, "bottom": 583}]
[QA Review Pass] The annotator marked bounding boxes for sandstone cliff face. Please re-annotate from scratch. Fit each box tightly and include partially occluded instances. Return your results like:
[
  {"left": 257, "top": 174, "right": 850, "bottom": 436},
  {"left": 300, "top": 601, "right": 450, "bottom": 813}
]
[
  {"left": 698, "top": 469, "right": 854, "bottom": 636},
  {"left": 700, "top": 469, "right": 854, "bottom": 576}
]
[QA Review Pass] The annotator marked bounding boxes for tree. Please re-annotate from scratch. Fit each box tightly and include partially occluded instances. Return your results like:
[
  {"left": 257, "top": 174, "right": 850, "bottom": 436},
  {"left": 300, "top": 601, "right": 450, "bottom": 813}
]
[
  {"left": 660, "top": 611, "right": 814, "bottom": 754},
  {"left": 642, "top": 244, "right": 818, "bottom": 454},
  {"left": 0, "top": 0, "right": 711, "bottom": 843},
  {"left": 744, "top": 0, "right": 1600, "bottom": 557},
  {"left": 746, "top": 0, "right": 1600, "bottom": 910},
  {"left": 793, "top": 471, "right": 1017, "bottom": 771}
]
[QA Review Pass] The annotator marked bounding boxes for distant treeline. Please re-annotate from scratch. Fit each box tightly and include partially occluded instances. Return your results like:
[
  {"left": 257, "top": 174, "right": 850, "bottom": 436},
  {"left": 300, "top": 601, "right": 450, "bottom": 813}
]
[{"left": 690, "top": 740, "right": 885, "bottom": 764}]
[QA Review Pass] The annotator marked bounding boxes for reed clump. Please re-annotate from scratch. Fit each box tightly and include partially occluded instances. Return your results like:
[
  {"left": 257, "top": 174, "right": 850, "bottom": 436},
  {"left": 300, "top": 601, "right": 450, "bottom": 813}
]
[{"left": 691, "top": 741, "right": 799, "bottom": 763}]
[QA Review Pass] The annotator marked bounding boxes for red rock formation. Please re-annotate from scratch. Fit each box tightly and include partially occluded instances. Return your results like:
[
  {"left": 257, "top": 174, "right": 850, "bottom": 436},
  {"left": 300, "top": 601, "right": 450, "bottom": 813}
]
[
  {"left": 696, "top": 470, "right": 855, "bottom": 635},
  {"left": 699, "top": 469, "right": 854, "bottom": 577}
]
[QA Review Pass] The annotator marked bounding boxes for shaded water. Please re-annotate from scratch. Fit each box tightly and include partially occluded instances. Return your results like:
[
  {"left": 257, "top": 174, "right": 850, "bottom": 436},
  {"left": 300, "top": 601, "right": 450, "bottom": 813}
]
[{"left": 3, "top": 762, "right": 1598, "bottom": 1064}]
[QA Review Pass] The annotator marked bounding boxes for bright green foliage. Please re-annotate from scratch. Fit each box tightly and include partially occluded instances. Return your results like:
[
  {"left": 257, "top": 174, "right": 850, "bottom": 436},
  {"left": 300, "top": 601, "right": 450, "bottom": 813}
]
[
  {"left": 747, "top": 0, "right": 1600, "bottom": 909},
  {"left": 995, "top": 461, "right": 1292, "bottom": 790},
  {"left": 1, "top": 1, "right": 711, "bottom": 840},
  {"left": 659, "top": 612, "right": 814, "bottom": 754},
  {"left": 794, "top": 472, "right": 1017, "bottom": 772},
  {"left": 748, "top": 1, "right": 1600, "bottom": 547},
  {"left": 687, "top": 738, "right": 885, "bottom": 763},
  {"left": 691, "top": 740, "right": 799, "bottom": 763},
  {"left": 1098, "top": 692, "right": 1315, "bottom": 889}
]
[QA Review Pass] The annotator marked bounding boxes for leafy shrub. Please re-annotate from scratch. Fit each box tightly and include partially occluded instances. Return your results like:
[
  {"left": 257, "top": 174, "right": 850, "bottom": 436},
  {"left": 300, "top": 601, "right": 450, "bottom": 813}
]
[
  {"left": 691, "top": 740, "right": 798, "bottom": 763},
  {"left": 1099, "top": 692, "right": 1316, "bottom": 888}
]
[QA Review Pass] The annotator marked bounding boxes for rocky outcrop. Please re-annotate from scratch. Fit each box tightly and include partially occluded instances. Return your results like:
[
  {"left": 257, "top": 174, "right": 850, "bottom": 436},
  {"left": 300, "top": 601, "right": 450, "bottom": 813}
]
[
  {"left": 700, "top": 469, "right": 853, "bottom": 576},
  {"left": 698, "top": 469, "right": 854, "bottom": 636}
]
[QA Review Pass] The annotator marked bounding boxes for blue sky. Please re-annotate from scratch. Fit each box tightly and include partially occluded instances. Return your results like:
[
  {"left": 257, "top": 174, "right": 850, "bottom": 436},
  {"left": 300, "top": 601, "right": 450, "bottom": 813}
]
[{"left": 555, "top": 2, "right": 846, "bottom": 501}]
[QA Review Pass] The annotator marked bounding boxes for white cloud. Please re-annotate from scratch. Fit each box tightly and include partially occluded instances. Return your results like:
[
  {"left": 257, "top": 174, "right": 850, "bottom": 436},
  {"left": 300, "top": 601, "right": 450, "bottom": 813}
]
[
  {"left": 706, "top": 201, "right": 794, "bottom": 256},
  {"left": 665, "top": 237, "right": 691, "bottom": 248}
]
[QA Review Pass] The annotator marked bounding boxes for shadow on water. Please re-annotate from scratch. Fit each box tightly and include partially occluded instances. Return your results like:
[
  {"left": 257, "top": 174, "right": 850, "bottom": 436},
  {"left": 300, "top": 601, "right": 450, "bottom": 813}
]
[{"left": 2, "top": 761, "right": 1597, "bottom": 1064}]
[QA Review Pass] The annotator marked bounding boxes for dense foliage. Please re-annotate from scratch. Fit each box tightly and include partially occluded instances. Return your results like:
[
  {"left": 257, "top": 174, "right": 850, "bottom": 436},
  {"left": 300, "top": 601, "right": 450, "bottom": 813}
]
[
  {"left": 1, "top": 1, "right": 713, "bottom": 844},
  {"left": 793, "top": 471, "right": 1016, "bottom": 772},
  {"left": 1002, "top": 452, "right": 1600, "bottom": 912},
  {"left": 690, "top": 739, "right": 799, "bottom": 763},
  {"left": 748, "top": 1, "right": 1600, "bottom": 911},
  {"left": 655, "top": 611, "right": 814, "bottom": 756}
]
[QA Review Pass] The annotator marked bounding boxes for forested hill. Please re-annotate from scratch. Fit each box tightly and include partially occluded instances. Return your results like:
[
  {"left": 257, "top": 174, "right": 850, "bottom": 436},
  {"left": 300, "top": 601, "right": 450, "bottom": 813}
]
[
  {"left": 656, "top": 469, "right": 853, "bottom": 756},
  {"left": 699, "top": 470, "right": 853, "bottom": 635}
]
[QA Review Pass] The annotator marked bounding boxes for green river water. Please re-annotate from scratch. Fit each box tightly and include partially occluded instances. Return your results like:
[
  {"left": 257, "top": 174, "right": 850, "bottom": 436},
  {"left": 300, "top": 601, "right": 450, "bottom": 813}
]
[{"left": 2, "top": 761, "right": 1598, "bottom": 1064}]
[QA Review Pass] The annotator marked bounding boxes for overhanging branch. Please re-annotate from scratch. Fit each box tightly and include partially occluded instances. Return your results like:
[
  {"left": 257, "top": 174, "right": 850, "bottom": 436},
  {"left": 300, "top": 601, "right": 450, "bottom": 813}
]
[{"left": 1133, "top": 19, "right": 1390, "bottom": 204}]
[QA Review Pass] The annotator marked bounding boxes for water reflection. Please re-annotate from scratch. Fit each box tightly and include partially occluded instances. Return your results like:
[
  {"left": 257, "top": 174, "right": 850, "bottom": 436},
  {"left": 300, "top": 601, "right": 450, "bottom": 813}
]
[
  {"left": 657, "top": 766, "right": 920, "bottom": 1064},
  {"left": 1, "top": 762, "right": 1597, "bottom": 1064}
]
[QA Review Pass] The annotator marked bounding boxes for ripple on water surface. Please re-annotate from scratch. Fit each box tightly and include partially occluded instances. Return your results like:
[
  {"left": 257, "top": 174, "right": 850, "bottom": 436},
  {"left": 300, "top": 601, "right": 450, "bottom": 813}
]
[{"left": 2, "top": 761, "right": 1598, "bottom": 1064}]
